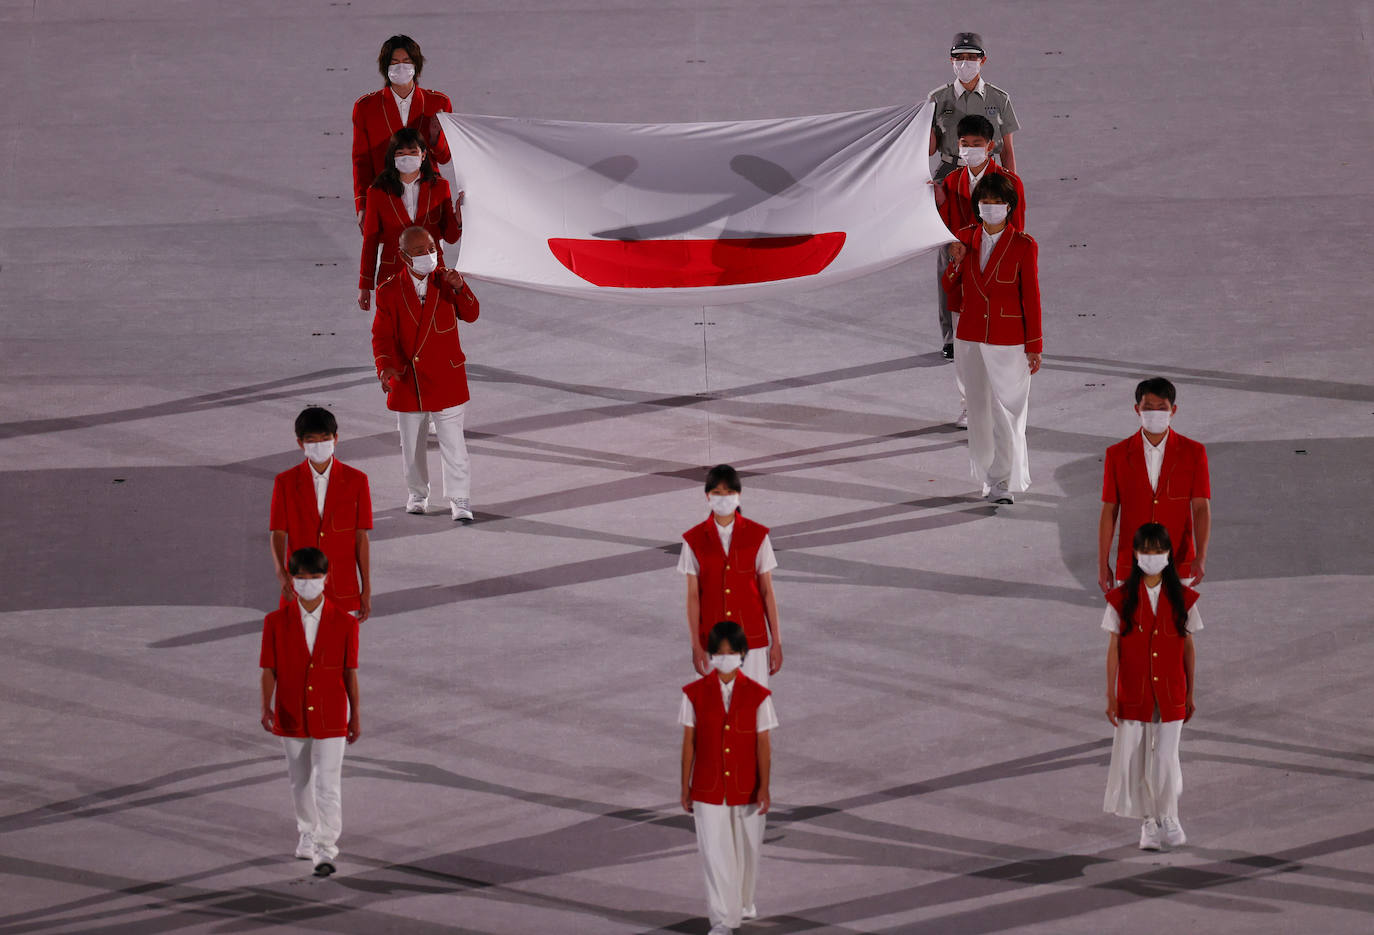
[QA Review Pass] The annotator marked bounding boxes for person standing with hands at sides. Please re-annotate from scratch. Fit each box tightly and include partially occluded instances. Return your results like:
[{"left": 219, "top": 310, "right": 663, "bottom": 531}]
[
  {"left": 943, "top": 173, "right": 1042, "bottom": 504},
  {"left": 260, "top": 548, "right": 361, "bottom": 877},
  {"left": 270, "top": 407, "right": 373, "bottom": 620},
  {"left": 1102, "top": 524, "right": 1202, "bottom": 851},
  {"left": 358, "top": 128, "right": 462, "bottom": 312},
  {"left": 678, "top": 465, "right": 782, "bottom": 686},
  {"left": 928, "top": 32, "right": 1022, "bottom": 360},
  {"left": 1099, "top": 378, "right": 1212, "bottom": 593},
  {"left": 372, "top": 226, "right": 481, "bottom": 522},
  {"left": 351, "top": 36, "right": 453, "bottom": 232},
  {"left": 680, "top": 620, "right": 778, "bottom": 935}
]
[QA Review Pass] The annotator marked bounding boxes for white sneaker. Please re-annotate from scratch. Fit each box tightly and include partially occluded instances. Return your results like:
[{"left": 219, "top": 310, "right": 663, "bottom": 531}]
[
  {"left": 1139, "top": 817, "right": 1162, "bottom": 851},
  {"left": 451, "top": 498, "right": 474, "bottom": 522},
  {"left": 1160, "top": 815, "right": 1187, "bottom": 847},
  {"left": 294, "top": 832, "right": 314, "bottom": 860},
  {"left": 742, "top": 904, "right": 758, "bottom": 920},
  {"left": 405, "top": 495, "right": 428, "bottom": 514},
  {"left": 954, "top": 408, "right": 968, "bottom": 428},
  {"left": 313, "top": 856, "right": 336, "bottom": 877},
  {"left": 988, "top": 483, "right": 1014, "bottom": 505}
]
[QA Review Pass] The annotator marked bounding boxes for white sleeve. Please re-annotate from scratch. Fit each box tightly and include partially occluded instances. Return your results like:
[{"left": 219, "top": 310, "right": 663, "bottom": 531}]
[
  {"left": 1100, "top": 605, "right": 1122, "bottom": 634},
  {"left": 755, "top": 535, "right": 778, "bottom": 574},
  {"left": 677, "top": 694, "right": 695, "bottom": 727},
  {"left": 756, "top": 696, "right": 779, "bottom": 732},
  {"left": 1185, "top": 604, "right": 1203, "bottom": 634},
  {"left": 676, "top": 539, "right": 699, "bottom": 576}
]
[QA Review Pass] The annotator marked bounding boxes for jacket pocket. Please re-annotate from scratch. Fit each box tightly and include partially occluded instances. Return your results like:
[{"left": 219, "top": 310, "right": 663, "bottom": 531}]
[{"left": 1165, "top": 466, "right": 1194, "bottom": 500}]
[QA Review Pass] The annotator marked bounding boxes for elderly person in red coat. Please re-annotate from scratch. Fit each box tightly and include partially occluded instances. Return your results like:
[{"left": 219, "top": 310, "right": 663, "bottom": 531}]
[{"left": 371, "top": 227, "right": 481, "bottom": 521}]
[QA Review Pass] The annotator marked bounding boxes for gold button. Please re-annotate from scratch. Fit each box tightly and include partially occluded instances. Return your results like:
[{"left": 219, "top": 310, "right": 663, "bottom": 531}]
[
  {"left": 724, "top": 725, "right": 731, "bottom": 731},
  {"left": 726, "top": 611, "right": 732, "bottom": 616},
  {"left": 1153, "top": 499, "right": 1158, "bottom": 504},
  {"left": 724, "top": 771, "right": 730, "bottom": 776},
  {"left": 725, "top": 589, "right": 731, "bottom": 594},
  {"left": 724, "top": 748, "right": 731, "bottom": 753},
  {"left": 1152, "top": 677, "right": 1158, "bottom": 682},
  {"left": 308, "top": 686, "right": 313, "bottom": 691},
  {"left": 1152, "top": 652, "right": 1157, "bottom": 657},
  {"left": 308, "top": 705, "right": 315, "bottom": 710}
]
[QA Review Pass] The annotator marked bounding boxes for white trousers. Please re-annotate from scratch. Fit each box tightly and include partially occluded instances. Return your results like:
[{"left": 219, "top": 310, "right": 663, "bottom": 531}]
[
  {"left": 1103, "top": 719, "right": 1183, "bottom": 820},
  {"left": 281, "top": 736, "right": 346, "bottom": 859},
  {"left": 694, "top": 802, "right": 765, "bottom": 929},
  {"left": 951, "top": 312, "right": 966, "bottom": 405},
  {"left": 398, "top": 405, "right": 470, "bottom": 503},
  {"left": 742, "top": 640, "right": 769, "bottom": 688},
  {"left": 954, "top": 339, "right": 1031, "bottom": 494}
]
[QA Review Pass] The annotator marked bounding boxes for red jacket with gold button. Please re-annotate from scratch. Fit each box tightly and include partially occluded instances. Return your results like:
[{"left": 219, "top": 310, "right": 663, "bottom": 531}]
[
  {"left": 371, "top": 270, "right": 480, "bottom": 413},
  {"left": 360, "top": 175, "right": 461, "bottom": 290},
  {"left": 942, "top": 223, "right": 1043, "bottom": 353},
  {"left": 1107, "top": 582, "right": 1199, "bottom": 722},
  {"left": 269, "top": 460, "right": 373, "bottom": 612},
  {"left": 1102, "top": 431, "right": 1210, "bottom": 581},
  {"left": 684, "top": 673, "right": 771, "bottom": 806},
  {"left": 683, "top": 516, "right": 770, "bottom": 649},
  {"left": 350, "top": 86, "right": 453, "bottom": 214},
  {"left": 260, "top": 599, "right": 359, "bottom": 739}
]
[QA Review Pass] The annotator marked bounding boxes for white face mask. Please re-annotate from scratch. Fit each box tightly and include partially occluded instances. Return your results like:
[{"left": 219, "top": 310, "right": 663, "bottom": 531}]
[
  {"left": 293, "top": 577, "right": 327, "bottom": 600},
  {"left": 407, "top": 250, "right": 438, "bottom": 276},
  {"left": 959, "top": 145, "right": 990, "bottom": 169},
  {"left": 708, "top": 493, "right": 740, "bottom": 516},
  {"left": 303, "top": 440, "right": 334, "bottom": 464},
  {"left": 394, "top": 154, "right": 422, "bottom": 175},
  {"left": 387, "top": 62, "right": 415, "bottom": 85},
  {"left": 1135, "top": 553, "right": 1170, "bottom": 576},
  {"left": 979, "top": 203, "right": 1009, "bottom": 225},
  {"left": 952, "top": 59, "right": 981, "bottom": 83},
  {"left": 710, "top": 654, "right": 743, "bottom": 674},
  {"left": 1139, "top": 409, "right": 1172, "bottom": 435}
]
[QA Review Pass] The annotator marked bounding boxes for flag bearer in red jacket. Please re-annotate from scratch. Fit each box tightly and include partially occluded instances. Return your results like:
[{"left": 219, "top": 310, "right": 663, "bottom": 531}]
[
  {"left": 260, "top": 548, "right": 362, "bottom": 877},
  {"left": 679, "top": 620, "right": 778, "bottom": 935},
  {"left": 677, "top": 465, "right": 783, "bottom": 686},
  {"left": 1102, "top": 524, "right": 1202, "bottom": 851}
]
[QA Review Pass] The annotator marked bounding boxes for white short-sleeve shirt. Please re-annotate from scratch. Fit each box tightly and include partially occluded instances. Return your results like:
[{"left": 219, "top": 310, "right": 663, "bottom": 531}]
[
  {"left": 676, "top": 519, "right": 778, "bottom": 576},
  {"left": 1101, "top": 583, "right": 1203, "bottom": 634},
  {"left": 677, "top": 676, "right": 779, "bottom": 732}
]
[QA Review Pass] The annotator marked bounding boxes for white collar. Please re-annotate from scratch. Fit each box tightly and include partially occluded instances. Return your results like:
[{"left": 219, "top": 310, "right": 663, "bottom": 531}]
[
  {"left": 390, "top": 85, "right": 415, "bottom": 102},
  {"left": 307, "top": 458, "right": 332, "bottom": 479},
  {"left": 954, "top": 76, "right": 987, "bottom": 98},
  {"left": 1140, "top": 428, "right": 1170, "bottom": 451},
  {"left": 297, "top": 599, "right": 323, "bottom": 620},
  {"left": 967, "top": 161, "right": 990, "bottom": 185}
]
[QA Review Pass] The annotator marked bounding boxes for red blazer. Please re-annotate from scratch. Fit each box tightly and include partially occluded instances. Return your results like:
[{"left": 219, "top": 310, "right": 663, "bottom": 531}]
[
  {"left": 269, "top": 459, "right": 373, "bottom": 611},
  {"left": 371, "top": 271, "right": 480, "bottom": 413},
  {"left": 684, "top": 673, "right": 771, "bottom": 806},
  {"left": 360, "top": 176, "right": 461, "bottom": 290},
  {"left": 937, "top": 163, "right": 1026, "bottom": 234},
  {"left": 1102, "top": 431, "right": 1211, "bottom": 581},
  {"left": 683, "top": 516, "right": 770, "bottom": 649},
  {"left": 351, "top": 86, "right": 453, "bottom": 214},
  {"left": 943, "top": 224, "right": 1043, "bottom": 353},
  {"left": 260, "top": 599, "right": 359, "bottom": 739},
  {"left": 1108, "top": 582, "right": 1199, "bottom": 722}
]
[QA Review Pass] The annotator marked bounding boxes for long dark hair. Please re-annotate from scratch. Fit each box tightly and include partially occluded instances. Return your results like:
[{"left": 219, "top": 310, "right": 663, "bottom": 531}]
[
  {"left": 1119, "top": 523, "right": 1188, "bottom": 637},
  {"left": 370, "top": 128, "right": 438, "bottom": 197}
]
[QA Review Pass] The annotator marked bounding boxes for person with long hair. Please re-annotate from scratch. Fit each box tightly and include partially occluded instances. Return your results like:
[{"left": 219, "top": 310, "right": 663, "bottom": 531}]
[{"left": 1102, "top": 523, "right": 1203, "bottom": 851}]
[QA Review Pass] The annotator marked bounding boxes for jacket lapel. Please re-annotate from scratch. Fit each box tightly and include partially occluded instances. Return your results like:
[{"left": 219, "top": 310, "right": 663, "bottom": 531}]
[
  {"left": 415, "top": 179, "right": 432, "bottom": 224},
  {"left": 1156, "top": 431, "right": 1181, "bottom": 496},
  {"left": 1125, "top": 433, "right": 1152, "bottom": 493},
  {"left": 318, "top": 462, "right": 340, "bottom": 528},
  {"left": 412, "top": 273, "right": 442, "bottom": 357},
  {"left": 401, "top": 271, "right": 423, "bottom": 326},
  {"left": 381, "top": 88, "right": 402, "bottom": 134},
  {"left": 287, "top": 600, "right": 312, "bottom": 660},
  {"left": 295, "top": 461, "right": 322, "bottom": 532},
  {"left": 979, "top": 226, "right": 1016, "bottom": 282}
]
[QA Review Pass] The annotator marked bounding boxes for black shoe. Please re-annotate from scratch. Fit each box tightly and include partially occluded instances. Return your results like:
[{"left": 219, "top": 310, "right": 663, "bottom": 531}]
[
  {"left": 942, "top": 343, "right": 954, "bottom": 360},
  {"left": 313, "top": 858, "right": 336, "bottom": 877}
]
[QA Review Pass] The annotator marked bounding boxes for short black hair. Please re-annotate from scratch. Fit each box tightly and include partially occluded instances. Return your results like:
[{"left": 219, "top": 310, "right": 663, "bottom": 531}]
[
  {"left": 1135, "top": 377, "right": 1177, "bottom": 405},
  {"left": 295, "top": 406, "right": 338, "bottom": 439},
  {"left": 704, "top": 464, "right": 742, "bottom": 494},
  {"left": 707, "top": 620, "right": 749, "bottom": 656},
  {"left": 378, "top": 35, "right": 424, "bottom": 83},
  {"left": 955, "top": 114, "right": 995, "bottom": 141},
  {"left": 287, "top": 547, "right": 329, "bottom": 576}
]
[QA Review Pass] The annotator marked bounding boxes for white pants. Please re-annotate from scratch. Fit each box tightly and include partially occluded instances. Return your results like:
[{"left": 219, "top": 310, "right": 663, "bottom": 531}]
[
  {"left": 694, "top": 802, "right": 766, "bottom": 929},
  {"left": 398, "top": 405, "right": 470, "bottom": 503},
  {"left": 743, "top": 639, "right": 769, "bottom": 688},
  {"left": 1103, "top": 719, "right": 1183, "bottom": 820},
  {"left": 954, "top": 339, "right": 1031, "bottom": 494},
  {"left": 281, "top": 736, "right": 346, "bottom": 859},
  {"left": 951, "top": 312, "right": 966, "bottom": 405}
]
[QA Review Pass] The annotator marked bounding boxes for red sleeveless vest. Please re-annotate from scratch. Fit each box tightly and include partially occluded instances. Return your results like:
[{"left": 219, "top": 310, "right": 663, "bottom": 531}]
[
  {"left": 684, "top": 673, "right": 770, "bottom": 806},
  {"left": 1107, "top": 582, "right": 1200, "bottom": 722},
  {"left": 683, "top": 515, "right": 770, "bottom": 649}
]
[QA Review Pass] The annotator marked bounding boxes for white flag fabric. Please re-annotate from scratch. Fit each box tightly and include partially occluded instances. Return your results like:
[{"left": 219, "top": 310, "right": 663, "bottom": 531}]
[{"left": 436, "top": 103, "right": 951, "bottom": 306}]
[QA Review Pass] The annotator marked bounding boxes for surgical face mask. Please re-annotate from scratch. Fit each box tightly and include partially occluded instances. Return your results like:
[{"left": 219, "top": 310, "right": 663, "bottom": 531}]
[
  {"left": 1135, "top": 553, "right": 1170, "bottom": 576},
  {"left": 1139, "top": 409, "right": 1171, "bottom": 435},
  {"left": 959, "top": 145, "right": 990, "bottom": 169},
  {"left": 407, "top": 250, "right": 438, "bottom": 275},
  {"left": 979, "top": 203, "right": 1009, "bottom": 225},
  {"left": 293, "top": 577, "right": 327, "bottom": 600},
  {"left": 394, "top": 154, "right": 422, "bottom": 174},
  {"left": 710, "top": 654, "right": 743, "bottom": 675},
  {"left": 952, "top": 59, "right": 981, "bottom": 83},
  {"left": 708, "top": 493, "right": 740, "bottom": 516},
  {"left": 303, "top": 440, "right": 334, "bottom": 464},
  {"left": 387, "top": 62, "right": 415, "bottom": 85}
]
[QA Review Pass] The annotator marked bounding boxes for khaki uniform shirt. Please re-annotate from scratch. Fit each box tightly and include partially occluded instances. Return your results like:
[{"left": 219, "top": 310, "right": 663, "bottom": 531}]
[{"left": 928, "top": 78, "right": 1021, "bottom": 177}]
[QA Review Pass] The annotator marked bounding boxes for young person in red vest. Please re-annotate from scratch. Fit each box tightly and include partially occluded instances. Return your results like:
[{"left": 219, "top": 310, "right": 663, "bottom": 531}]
[
  {"left": 358, "top": 128, "right": 462, "bottom": 313},
  {"left": 260, "top": 548, "right": 362, "bottom": 877},
  {"left": 351, "top": 35, "right": 452, "bottom": 230},
  {"left": 943, "top": 172, "right": 1043, "bottom": 504},
  {"left": 677, "top": 464, "right": 783, "bottom": 686},
  {"left": 372, "top": 226, "right": 482, "bottom": 521},
  {"left": 269, "top": 407, "right": 373, "bottom": 620},
  {"left": 679, "top": 620, "right": 777, "bottom": 935},
  {"left": 1098, "top": 377, "right": 1212, "bottom": 593},
  {"left": 1102, "top": 524, "right": 1202, "bottom": 851}
]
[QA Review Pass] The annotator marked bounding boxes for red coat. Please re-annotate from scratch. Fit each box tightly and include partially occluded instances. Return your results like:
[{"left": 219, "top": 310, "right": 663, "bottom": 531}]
[
  {"left": 371, "top": 271, "right": 480, "bottom": 412},
  {"left": 1108, "top": 582, "right": 1199, "bottom": 722},
  {"left": 684, "top": 673, "right": 771, "bottom": 806},
  {"left": 260, "top": 599, "right": 359, "bottom": 739},
  {"left": 1102, "top": 431, "right": 1210, "bottom": 581},
  {"left": 937, "top": 163, "right": 1026, "bottom": 235},
  {"left": 683, "top": 516, "right": 770, "bottom": 649},
  {"left": 351, "top": 86, "right": 453, "bottom": 214},
  {"left": 943, "top": 223, "right": 1043, "bottom": 353},
  {"left": 359, "top": 176, "right": 461, "bottom": 290},
  {"left": 269, "top": 460, "right": 373, "bottom": 612}
]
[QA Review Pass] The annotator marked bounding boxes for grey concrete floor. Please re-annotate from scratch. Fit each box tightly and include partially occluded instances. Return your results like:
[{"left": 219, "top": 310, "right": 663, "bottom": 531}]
[{"left": 2, "top": 1, "right": 1372, "bottom": 933}]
